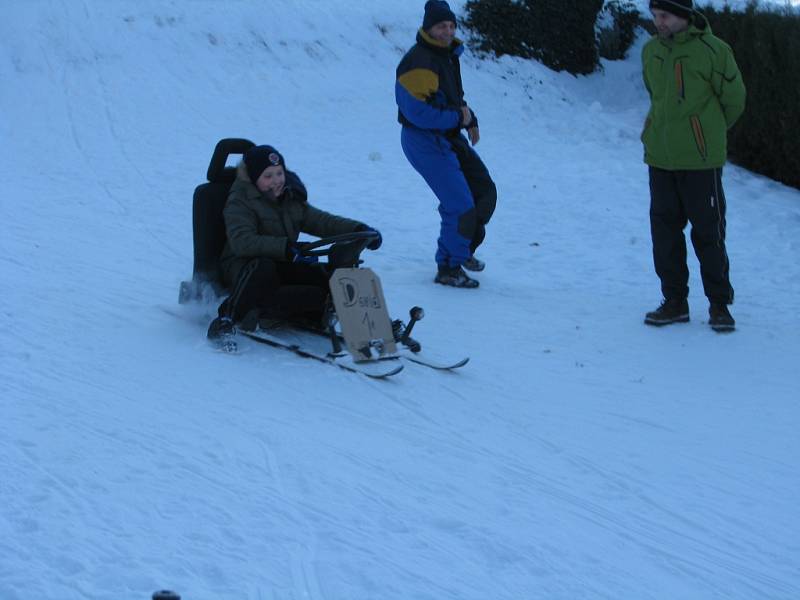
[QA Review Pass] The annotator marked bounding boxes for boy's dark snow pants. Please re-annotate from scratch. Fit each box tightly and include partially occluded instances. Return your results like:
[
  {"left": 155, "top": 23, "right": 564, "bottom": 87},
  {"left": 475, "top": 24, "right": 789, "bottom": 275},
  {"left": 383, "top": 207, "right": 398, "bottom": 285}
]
[
  {"left": 649, "top": 166, "right": 733, "bottom": 305},
  {"left": 219, "top": 258, "right": 330, "bottom": 322}
]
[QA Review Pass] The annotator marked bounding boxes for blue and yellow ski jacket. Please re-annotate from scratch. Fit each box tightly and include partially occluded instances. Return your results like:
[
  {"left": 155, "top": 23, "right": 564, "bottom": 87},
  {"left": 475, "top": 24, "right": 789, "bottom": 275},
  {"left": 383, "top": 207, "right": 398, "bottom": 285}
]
[{"left": 395, "top": 28, "right": 468, "bottom": 135}]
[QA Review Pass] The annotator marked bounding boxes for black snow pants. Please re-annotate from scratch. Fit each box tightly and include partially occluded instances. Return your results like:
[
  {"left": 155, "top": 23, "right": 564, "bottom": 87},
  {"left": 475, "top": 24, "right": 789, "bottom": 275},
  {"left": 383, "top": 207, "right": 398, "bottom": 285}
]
[
  {"left": 218, "top": 258, "right": 331, "bottom": 323},
  {"left": 649, "top": 167, "right": 733, "bottom": 305},
  {"left": 449, "top": 134, "right": 498, "bottom": 255}
]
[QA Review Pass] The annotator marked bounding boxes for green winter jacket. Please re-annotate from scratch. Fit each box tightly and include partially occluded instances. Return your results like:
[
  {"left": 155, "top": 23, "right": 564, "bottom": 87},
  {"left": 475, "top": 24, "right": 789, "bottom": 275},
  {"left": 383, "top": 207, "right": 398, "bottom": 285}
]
[
  {"left": 641, "top": 17, "right": 746, "bottom": 170},
  {"left": 220, "top": 162, "right": 365, "bottom": 286}
]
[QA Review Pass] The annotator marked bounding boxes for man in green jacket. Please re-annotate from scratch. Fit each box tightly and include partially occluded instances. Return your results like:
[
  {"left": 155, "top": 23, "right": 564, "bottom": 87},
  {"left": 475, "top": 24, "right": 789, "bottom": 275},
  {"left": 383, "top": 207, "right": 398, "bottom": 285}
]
[{"left": 641, "top": 0, "right": 745, "bottom": 332}]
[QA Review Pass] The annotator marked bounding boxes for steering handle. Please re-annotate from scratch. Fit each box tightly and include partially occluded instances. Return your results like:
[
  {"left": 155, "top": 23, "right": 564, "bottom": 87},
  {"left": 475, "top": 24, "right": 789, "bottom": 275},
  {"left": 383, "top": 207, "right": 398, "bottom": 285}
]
[{"left": 299, "top": 231, "right": 379, "bottom": 257}]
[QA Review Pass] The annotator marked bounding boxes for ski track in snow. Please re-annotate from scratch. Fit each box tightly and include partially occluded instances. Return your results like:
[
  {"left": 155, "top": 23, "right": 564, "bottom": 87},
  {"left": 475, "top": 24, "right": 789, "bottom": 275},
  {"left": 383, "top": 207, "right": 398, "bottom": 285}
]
[{"left": 2, "top": 2, "right": 799, "bottom": 599}]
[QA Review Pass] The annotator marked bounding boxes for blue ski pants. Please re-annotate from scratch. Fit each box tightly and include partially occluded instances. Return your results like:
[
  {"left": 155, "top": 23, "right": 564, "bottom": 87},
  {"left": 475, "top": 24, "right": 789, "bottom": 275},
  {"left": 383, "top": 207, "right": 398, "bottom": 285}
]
[{"left": 401, "top": 126, "right": 496, "bottom": 267}]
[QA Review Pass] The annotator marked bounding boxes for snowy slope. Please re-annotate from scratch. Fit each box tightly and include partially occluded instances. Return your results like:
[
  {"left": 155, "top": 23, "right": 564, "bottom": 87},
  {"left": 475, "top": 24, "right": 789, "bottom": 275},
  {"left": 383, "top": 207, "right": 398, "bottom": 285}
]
[{"left": 1, "top": 2, "right": 799, "bottom": 599}]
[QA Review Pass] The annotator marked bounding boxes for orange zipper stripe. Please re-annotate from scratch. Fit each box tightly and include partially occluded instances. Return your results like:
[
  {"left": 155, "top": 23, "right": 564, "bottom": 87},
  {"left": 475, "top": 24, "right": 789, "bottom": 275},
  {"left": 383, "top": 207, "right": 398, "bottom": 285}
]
[
  {"left": 674, "top": 62, "right": 684, "bottom": 100},
  {"left": 691, "top": 115, "right": 707, "bottom": 159}
]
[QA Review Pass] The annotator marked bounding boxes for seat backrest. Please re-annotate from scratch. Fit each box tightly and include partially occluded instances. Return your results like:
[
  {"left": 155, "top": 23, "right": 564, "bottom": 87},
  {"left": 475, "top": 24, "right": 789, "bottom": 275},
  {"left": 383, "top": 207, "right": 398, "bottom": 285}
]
[{"left": 192, "top": 138, "right": 255, "bottom": 286}]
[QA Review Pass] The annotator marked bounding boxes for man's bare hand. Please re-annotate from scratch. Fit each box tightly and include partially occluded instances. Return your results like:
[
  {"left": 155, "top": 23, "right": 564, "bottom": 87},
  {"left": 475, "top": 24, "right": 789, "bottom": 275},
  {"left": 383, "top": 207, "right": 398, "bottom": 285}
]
[
  {"left": 468, "top": 125, "right": 480, "bottom": 146},
  {"left": 460, "top": 106, "right": 473, "bottom": 128}
]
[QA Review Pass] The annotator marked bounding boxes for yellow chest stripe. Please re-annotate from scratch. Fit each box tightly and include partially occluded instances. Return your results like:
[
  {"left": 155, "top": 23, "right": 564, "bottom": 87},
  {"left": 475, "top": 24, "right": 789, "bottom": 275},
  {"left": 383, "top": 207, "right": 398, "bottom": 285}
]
[{"left": 398, "top": 68, "right": 440, "bottom": 101}]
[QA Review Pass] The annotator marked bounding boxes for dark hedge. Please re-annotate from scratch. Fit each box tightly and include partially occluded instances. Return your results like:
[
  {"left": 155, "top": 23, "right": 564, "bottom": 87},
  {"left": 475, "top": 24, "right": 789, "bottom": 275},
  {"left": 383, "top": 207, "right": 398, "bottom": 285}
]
[
  {"left": 597, "top": 1, "right": 641, "bottom": 60},
  {"left": 464, "top": 0, "right": 604, "bottom": 75},
  {"left": 466, "top": 0, "right": 799, "bottom": 189},
  {"left": 698, "top": 3, "right": 800, "bottom": 189}
]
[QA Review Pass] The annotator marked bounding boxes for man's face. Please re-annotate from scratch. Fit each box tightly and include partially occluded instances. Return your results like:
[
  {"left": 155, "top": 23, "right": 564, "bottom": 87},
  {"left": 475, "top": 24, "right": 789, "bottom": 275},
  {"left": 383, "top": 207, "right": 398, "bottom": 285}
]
[
  {"left": 651, "top": 8, "right": 689, "bottom": 38},
  {"left": 428, "top": 20, "right": 456, "bottom": 45}
]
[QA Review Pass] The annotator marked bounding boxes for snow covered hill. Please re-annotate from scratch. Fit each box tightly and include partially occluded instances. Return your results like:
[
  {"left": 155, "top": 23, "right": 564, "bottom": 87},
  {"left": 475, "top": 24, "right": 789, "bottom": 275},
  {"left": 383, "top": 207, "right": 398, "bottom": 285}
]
[{"left": 1, "top": 2, "right": 798, "bottom": 599}]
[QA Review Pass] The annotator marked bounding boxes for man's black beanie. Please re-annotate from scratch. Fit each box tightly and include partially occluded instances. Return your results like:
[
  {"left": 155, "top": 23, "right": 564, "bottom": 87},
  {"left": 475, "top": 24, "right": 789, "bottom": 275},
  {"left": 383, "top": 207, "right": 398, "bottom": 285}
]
[
  {"left": 422, "top": 0, "right": 457, "bottom": 31},
  {"left": 244, "top": 145, "right": 285, "bottom": 184},
  {"left": 650, "top": 0, "right": 693, "bottom": 20}
]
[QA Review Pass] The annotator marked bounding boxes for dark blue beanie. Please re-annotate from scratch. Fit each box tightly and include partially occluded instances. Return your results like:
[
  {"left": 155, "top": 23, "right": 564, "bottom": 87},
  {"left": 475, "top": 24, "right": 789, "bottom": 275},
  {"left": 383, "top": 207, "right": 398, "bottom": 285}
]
[
  {"left": 244, "top": 145, "right": 285, "bottom": 184},
  {"left": 422, "top": 1, "right": 456, "bottom": 30}
]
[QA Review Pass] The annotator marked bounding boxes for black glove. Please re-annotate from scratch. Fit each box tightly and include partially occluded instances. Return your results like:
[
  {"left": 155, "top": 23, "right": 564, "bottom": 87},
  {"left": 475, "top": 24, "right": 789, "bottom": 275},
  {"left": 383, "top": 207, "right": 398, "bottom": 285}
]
[
  {"left": 355, "top": 225, "right": 382, "bottom": 250},
  {"left": 286, "top": 241, "right": 318, "bottom": 264}
]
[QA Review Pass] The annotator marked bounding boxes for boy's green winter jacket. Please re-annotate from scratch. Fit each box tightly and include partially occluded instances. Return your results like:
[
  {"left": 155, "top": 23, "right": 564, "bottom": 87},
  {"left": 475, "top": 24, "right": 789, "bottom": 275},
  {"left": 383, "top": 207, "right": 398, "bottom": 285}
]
[
  {"left": 641, "top": 18, "right": 746, "bottom": 170},
  {"left": 219, "top": 163, "right": 365, "bottom": 286}
]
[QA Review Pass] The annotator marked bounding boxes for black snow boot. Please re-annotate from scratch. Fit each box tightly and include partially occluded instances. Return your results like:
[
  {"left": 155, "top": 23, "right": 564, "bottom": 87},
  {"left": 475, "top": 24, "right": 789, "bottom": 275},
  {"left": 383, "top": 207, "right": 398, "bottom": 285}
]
[
  {"left": 239, "top": 309, "right": 283, "bottom": 332},
  {"left": 206, "top": 316, "right": 237, "bottom": 352},
  {"left": 434, "top": 265, "right": 479, "bottom": 288},
  {"left": 644, "top": 298, "right": 689, "bottom": 326},
  {"left": 237, "top": 309, "right": 260, "bottom": 332},
  {"left": 320, "top": 295, "right": 339, "bottom": 332},
  {"left": 708, "top": 303, "right": 735, "bottom": 333},
  {"left": 463, "top": 256, "right": 486, "bottom": 272},
  {"left": 207, "top": 316, "right": 235, "bottom": 339}
]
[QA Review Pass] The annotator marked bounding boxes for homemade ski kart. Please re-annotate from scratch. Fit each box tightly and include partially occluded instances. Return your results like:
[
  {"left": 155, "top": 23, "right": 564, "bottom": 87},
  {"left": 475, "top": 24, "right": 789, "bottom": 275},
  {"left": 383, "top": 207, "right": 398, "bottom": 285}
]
[{"left": 178, "top": 138, "right": 468, "bottom": 378}]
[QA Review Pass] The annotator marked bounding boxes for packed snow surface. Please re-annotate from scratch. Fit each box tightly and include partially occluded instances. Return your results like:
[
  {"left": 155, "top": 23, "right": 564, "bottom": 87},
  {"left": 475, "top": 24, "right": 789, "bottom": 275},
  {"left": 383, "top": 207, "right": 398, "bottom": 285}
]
[{"left": 1, "top": 1, "right": 798, "bottom": 599}]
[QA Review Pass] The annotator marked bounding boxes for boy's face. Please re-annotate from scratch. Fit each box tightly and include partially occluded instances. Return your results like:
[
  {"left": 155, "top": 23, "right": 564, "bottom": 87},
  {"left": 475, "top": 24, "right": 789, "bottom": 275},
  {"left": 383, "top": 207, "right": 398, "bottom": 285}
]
[{"left": 255, "top": 165, "right": 286, "bottom": 197}]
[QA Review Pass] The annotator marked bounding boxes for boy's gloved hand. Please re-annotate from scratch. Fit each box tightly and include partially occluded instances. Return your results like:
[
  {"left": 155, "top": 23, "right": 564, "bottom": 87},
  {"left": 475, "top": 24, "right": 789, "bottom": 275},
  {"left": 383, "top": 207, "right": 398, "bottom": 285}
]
[
  {"left": 286, "top": 241, "right": 318, "bottom": 264},
  {"left": 355, "top": 225, "right": 382, "bottom": 250}
]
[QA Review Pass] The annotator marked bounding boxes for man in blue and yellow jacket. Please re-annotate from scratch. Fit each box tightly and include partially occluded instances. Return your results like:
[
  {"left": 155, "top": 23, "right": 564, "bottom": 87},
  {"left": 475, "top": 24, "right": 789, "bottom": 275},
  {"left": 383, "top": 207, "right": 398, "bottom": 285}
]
[{"left": 396, "top": 1, "right": 497, "bottom": 288}]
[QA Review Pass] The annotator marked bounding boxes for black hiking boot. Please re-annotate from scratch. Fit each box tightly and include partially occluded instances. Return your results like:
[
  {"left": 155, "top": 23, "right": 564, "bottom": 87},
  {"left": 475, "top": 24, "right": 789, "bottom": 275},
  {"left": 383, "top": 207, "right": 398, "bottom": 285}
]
[
  {"left": 434, "top": 265, "right": 479, "bottom": 288},
  {"left": 463, "top": 256, "right": 486, "bottom": 272},
  {"left": 644, "top": 298, "right": 689, "bottom": 326},
  {"left": 708, "top": 303, "right": 735, "bottom": 333}
]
